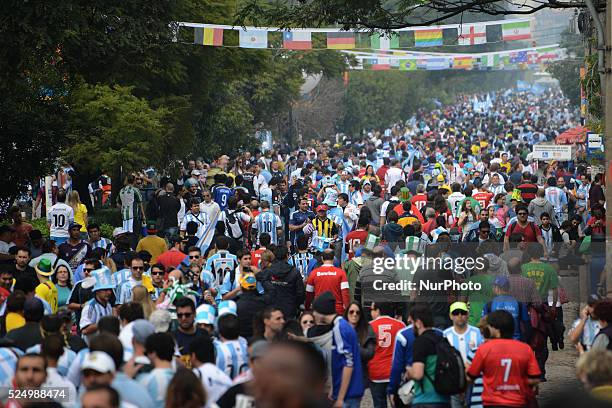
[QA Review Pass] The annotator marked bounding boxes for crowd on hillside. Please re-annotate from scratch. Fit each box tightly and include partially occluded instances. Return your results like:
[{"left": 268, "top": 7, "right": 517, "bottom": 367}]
[{"left": 1, "top": 87, "right": 612, "bottom": 408}]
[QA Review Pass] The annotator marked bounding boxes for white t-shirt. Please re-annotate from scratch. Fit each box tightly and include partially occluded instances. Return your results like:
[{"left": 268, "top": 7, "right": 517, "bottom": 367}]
[
  {"left": 385, "top": 167, "right": 404, "bottom": 189},
  {"left": 0, "top": 241, "right": 15, "bottom": 255},
  {"left": 193, "top": 363, "right": 233, "bottom": 407},
  {"left": 47, "top": 203, "right": 75, "bottom": 238}
]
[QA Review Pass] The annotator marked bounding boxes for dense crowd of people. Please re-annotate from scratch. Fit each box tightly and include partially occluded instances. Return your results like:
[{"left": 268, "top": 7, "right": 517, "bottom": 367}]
[{"left": 1, "top": 87, "right": 610, "bottom": 408}]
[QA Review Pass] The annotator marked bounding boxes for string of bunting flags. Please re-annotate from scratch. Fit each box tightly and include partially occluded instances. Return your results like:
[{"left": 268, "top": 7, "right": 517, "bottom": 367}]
[
  {"left": 343, "top": 45, "right": 566, "bottom": 71},
  {"left": 181, "top": 18, "right": 533, "bottom": 50}
]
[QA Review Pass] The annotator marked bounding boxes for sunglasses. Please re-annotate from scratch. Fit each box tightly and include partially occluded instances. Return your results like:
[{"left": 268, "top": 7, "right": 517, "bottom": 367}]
[
  {"left": 451, "top": 310, "right": 468, "bottom": 316},
  {"left": 189, "top": 255, "right": 200, "bottom": 259},
  {"left": 302, "top": 320, "right": 314, "bottom": 325},
  {"left": 348, "top": 310, "right": 360, "bottom": 315},
  {"left": 151, "top": 271, "right": 164, "bottom": 276},
  {"left": 132, "top": 266, "right": 144, "bottom": 271},
  {"left": 517, "top": 212, "right": 528, "bottom": 216},
  {"left": 177, "top": 313, "right": 193, "bottom": 318},
  {"left": 84, "top": 268, "right": 94, "bottom": 272}
]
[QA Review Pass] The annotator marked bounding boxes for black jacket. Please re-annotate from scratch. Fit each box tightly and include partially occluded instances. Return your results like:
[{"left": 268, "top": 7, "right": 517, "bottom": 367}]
[
  {"left": 259, "top": 260, "right": 305, "bottom": 320},
  {"left": 236, "top": 291, "right": 267, "bottom": 339}
]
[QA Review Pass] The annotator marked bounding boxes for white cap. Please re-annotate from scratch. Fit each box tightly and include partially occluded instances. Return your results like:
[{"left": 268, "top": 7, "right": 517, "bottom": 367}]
[
  {"left": 82, "top": 351, "right": 116, "bottom": 374},
  {"left": 191, "top": 170, "right": 201, "bottom": 176},
  {"left": 112, "top": 227, "right": 126, "bottom": 238}
]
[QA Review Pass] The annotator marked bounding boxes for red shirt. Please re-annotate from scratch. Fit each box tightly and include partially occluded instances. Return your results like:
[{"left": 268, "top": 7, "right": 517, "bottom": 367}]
[
  {"left": 467, "top": 339, "right": 541, "bottom": 407},
  {"left": 472, "top": 191, "right": 494, "bottom": 209},
  {"left": 376, "top": 166, "right": 389, "bottom": 186},
  {"left": 305, "top": 265, "right": 350, "bottom": 314},
  {"left": 11, "top": 222, "right": 33, "bottom": 247},
  {"left": 344, "top": 230, "right": 369, "bottom": 260},
  {"left": 368, "top": 316, "right": 405, "bottom": 381},
  {"left": 505, "top": 221, "right": 542, "bottom": 243},
  {"left": 392, "top": 203, "right": 425, "bottom": 224},
  {"left": 411, "top": 193, "right": 428, "bottom": 211},
  {"left": 156, "top": 249, "right": 187, "bottom": 270},
  {"left": 251, "top": 247, "right": 266, "bottom": 268}
]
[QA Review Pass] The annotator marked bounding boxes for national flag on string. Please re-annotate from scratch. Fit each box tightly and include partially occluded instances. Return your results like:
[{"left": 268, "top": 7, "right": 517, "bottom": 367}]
[
  {"left": 417, "top": 58, "right": 428, "bottom": 69},
  {"left": 458, "top": 24, "right": 487, "bottom": 46},
  {"left": 502, "top": 21, "right": 531, "bottom": 41},
  {"left": 194, "top": 27, "right": 224, "bottom": 46},
  {"left": 239, "top": 30, "right": 268, "bottom": 48},
  {"left": 537, "top": 46, "right": 558, "bottom": 62},
  {"left": 399, "top": 59, "right": 417, "bottom": 71},
  {"left": 371, "top": 58, "right": 391, "bottom": 70},
  {"left": 283, "top": 31, "right": 312, "bottom": 50},
  {"left": 327, "top": 32, "right": 356, "bottom": 49},
  {"left": 510, "top": 51, "right": 528, "bottom": 63},
  {"left": 526, "top": 51, "right": 537, "bottom": 65},
  {"left": 480, "top": 54, "right": 497, "bottom": 68},
  {"left": 414, "top": 29, "right": 443, "bottom": 47},
  {"left": 453, "top": 56, "right": 473, "bottom": 69},
  {"left": 370, "top": 33, "right": 400, "bottom": 50},
  {"left": 426, "top": 57, "right": 450, "bottom": 70}
]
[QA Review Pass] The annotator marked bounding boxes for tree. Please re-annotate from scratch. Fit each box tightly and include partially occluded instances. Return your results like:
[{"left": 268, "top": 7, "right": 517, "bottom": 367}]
[
  {"left": 63, "top": 84, "right": 187, "bottom": 192},
  {"left": 548, "top": 30, "right": 584, "bottom": 108},
  {"left": 237, "top": 0, "right": 588, "bottom": 30}
]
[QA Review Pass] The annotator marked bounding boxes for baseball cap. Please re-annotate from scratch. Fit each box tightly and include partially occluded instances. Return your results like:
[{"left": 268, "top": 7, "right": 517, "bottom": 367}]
[
  {"left": 436, "top": 174, "right": 445, "bottom": 182},
  {"left": 191, "top": 170, "right": 201, "bottom": 176},
  {"left": 112, "top": 227, "right": 126, "bottom": 238},
  {"left": 132, "top": 319, "right": 155, "bottom": 344},
  {"left": 316, "top": 204, "right": 328, "bottom": 212},
  {"left": 68, "top": 222, "right": 82, "bottom": 230},
  {"left": 312, "top": 291, "right": 336, "bottom": 315},
  {"left": 82, "top": 351, "right": 116, "bottom": 374},
  {"left": 149, "top": 309, "right": 172, "bottom": 332},
  {"left": 588, "top": 294, "right": 601, "bottom": 306},
  {"left": 493, "top": 275, "right": 510, "bottom": 289},
  {"left": 449, "top": 302, "right": 468, "bottom": 314}
]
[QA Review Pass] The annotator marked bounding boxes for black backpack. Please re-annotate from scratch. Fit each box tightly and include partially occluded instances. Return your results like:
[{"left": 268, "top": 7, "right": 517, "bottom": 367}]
[{"left": 425, "top": 336, "right": 467, "bottom": 395}]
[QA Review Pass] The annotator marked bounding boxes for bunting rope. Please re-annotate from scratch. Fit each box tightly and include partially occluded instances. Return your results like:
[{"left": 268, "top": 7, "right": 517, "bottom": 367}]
[{"left": 178, "top": 17, "right": 534, "bottom": 50}]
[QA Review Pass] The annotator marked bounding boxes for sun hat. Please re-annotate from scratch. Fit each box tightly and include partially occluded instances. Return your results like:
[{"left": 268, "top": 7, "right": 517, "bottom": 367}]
[
  {"left": 35, "top": 258, "right": 54, "bottom": 277},
  {"left": 217, "top": 300, "right": 237, "bottom": 317},
  {"left": 92, "top": 267, "right": 114, "bottom": 291},
  {"left": 82, "top": 351, "right": 116, "bottom": 374},
  {"left": 195, "top": 304, "right": 216, "bottom": 325}
]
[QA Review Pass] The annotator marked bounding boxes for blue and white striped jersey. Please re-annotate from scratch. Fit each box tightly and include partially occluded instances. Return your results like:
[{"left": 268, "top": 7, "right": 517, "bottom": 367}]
[
  {"left": 203, "top": 250, "right": 238, "bottom": 288},
  {"left": 26, "top": 345, "right": 75, "bottom": 377},
  {"left": 289, "top": 252, "right": 314, "bottom": 279},
  {"left": 253, "top": 211, "right": 282, "bottom": 244},
  {"left": 90, "top": 237, "right": 113, "bottom": 252},
  {"left": 214, "top": 338, "right": 249, "bottom": 380},
  {"left": 442, "top": 325, "right": 483, "bottom": 363},
  {"left": 180, "top": 211, "right": 211, "bottom": 250},
  {"left": 336, "top": 180, "right": 350, "bottom": 195},
  {"left": 79, "top": 298, "right": 113, "bottom": 332},
  {"left": 112, "top": 268, "right": 131, "bottom": 286},
  {"left": 0, "top": 347, "right": 23, "bottom": 387},
  {"left": 116, "top": 278, "right": 143, "bottom": 305},
  {"left": 138, "top": 367, "right": 175, "bottom": 408}
]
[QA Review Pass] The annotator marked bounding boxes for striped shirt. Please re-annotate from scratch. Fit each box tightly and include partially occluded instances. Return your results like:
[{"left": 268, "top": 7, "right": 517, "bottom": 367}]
[
  {"left": 253, "top": 211, "right": 282, "bottom": 244},
  {"left": 67, "top": 348, "right": 88, "bottom": 387},
  {"left": 193, "top": 363, "right": 233, "bottom": 407},
  {"left": 26, "top": 345, "right": 75, "bottom": 377},
  {"left": 336, "top": 180, "right": 350, "bottom": 195},
  {"left": 203, "top": 250, "right": 238, "bottom": 287},
  {"left": 90, "top": 237, "right": 114, "bottom": 253},
  {"left": 289, "top": 252, "right": 313, "bottom": 279},
  {"left": 214, "top": 338, "right": 249, "bottom": 380},
  {"left": 116, "top": 278, "right": 143, "bottom": 305},
  {"left": 112, "top": 268, "right": 132, "bottom": 286},
  {"left": 79, "top": 297, "right": 113, "bottom": 332},
  {"left": 138, "top": 367, "right": 175, "bottom": 408},
  {"left": 0, "top": 348, "right": 23, "bottom": 387},
  {"left": 180, "top": 211, "right": 211, "bottom": 250},
  {"left": 443, "top": 325, "right": 483, "bottom": 363},
  {"left": 467, "top": 348, "right": 483, "bottom": 408}
]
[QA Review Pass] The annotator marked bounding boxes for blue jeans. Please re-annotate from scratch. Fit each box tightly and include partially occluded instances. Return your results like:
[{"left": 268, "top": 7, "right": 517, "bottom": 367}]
[
  {"left": 342, "top": 397, "right": 362, "bottom": 408},
  {"left": 369, "top": 381, "right": 388, "bottom": 408},
  {"left": 50, "top": 236, "right": 68, "bottom": 245}
]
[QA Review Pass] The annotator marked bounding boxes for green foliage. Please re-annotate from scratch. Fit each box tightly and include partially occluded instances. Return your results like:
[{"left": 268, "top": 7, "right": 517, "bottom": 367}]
[
  {"left": 91, "top": 209, "right": 123, "bottom": 228},
  {"left": 547, "top": 30, "right": 583, "bottom": 108},
  {"left": 63, "top": 84, "right": 173, "bottom": 175},
  {"left": 582, "top": 52, "right": 603, "bottom": 120},
  {"left": 31, "top": 219, "right": 50, "bottom": 238},
  {"left": 342, "top": 70, "right": 522, "bottom": 133},
  {"left": 99, "top": 224, "right": 116, "bottom": 240}
]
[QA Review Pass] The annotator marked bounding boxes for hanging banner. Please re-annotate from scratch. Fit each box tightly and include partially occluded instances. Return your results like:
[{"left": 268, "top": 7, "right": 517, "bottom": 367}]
[
  {"left": 180, "top": 17, "right": 533, "bottom": 50},
  {"left": 532, "top": 144, "right": 573, "bottom": 161}
]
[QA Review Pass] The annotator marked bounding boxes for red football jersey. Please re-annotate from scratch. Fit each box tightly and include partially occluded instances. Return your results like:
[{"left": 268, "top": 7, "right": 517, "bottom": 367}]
[
  {"left": 344, "top": 230, "right": 369, "bottom": 260},
  {"left": 472, "top": 191, "right": 493, "bottom": 209},
  {"left": 467, "top": 339, "right": 541, "bottom": 407},
  {"left": 411, "top": 193, "right": 428, "bottom": 211},
  {"left": 305, "top": 266, "right": 350, "bottom": 315},
  {"left": 368, "top": 316, "right": 406, "bottom": 381},
  {"left": 251, "top": 248, "right": 266, "bottom": 268}
]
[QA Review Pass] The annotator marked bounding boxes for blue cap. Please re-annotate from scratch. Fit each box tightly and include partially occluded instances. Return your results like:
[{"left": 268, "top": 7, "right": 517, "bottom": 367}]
[{"left": 493, "top": 275, "right": 510, "bottom": 289}]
